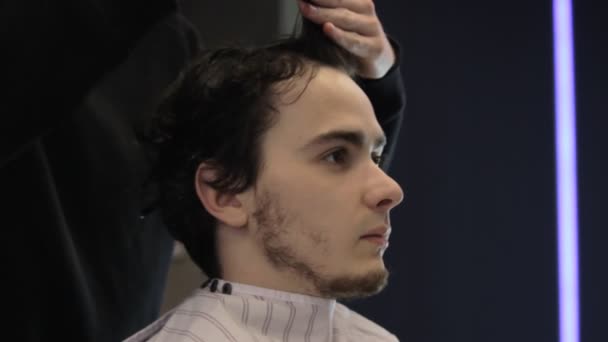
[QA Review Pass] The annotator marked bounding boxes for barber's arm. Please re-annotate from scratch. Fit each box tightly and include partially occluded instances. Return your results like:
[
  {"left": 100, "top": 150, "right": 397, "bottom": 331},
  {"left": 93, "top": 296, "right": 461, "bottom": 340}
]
[
  {"left": 299, "top": 0, "right": 405, "bottom": 170},
  {"left": 1, "top": 0, "right": 176, "bottom": 165}
]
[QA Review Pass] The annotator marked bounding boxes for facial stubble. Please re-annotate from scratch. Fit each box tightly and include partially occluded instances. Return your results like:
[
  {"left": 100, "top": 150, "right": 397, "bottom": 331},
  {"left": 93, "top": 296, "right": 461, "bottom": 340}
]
[{"left": 252, "top": 190, "right": 389, "bottom": 300}]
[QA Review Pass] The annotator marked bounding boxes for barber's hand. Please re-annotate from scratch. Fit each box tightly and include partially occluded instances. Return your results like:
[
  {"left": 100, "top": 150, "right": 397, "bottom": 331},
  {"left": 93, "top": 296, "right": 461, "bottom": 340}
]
[{"left": 298, "top": 0, "right": 395, "bottom": 79}]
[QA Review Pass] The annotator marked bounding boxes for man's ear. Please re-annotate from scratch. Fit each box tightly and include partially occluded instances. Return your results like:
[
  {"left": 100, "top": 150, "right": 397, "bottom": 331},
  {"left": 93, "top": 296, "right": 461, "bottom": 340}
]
[{"left": 194, "top": 164, "right": 248, "bottom": 228}]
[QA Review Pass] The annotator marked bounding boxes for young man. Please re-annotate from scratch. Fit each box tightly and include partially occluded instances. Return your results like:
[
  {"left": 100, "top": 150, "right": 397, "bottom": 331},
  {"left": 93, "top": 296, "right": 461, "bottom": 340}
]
[{"left": 128, "top": 1, "right": 405, "bottom": 341}]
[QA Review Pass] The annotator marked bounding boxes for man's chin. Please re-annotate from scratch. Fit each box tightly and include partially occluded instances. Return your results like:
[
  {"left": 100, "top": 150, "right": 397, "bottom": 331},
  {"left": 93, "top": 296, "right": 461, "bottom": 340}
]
[{"left": 315, "top": 268, "right": 389, "bottom": 300}]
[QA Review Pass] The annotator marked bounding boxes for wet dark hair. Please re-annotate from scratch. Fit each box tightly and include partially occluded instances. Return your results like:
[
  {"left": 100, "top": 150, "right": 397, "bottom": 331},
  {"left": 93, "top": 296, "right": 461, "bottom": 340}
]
[{"left": 145, "top": 18, "right": 358, "bottom": 278}]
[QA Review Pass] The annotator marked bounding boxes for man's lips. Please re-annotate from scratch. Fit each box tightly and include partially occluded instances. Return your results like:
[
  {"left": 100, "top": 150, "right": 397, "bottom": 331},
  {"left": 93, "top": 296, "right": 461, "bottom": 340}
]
[{"left": 360, "top": 226, "right": 391, "bottom": 246}]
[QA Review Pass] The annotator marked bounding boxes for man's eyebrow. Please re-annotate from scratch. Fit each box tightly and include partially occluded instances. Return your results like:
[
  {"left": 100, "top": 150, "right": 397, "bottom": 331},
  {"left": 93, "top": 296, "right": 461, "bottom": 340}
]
[{"left": 300, "top": 130, "right": 387, "bottom": 151}]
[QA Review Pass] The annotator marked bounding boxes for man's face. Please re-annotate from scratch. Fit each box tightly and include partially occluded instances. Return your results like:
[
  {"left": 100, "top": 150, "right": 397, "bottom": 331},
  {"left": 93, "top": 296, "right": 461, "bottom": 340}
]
[{"left": 248, "top": 65, "right": 403, "bottom": 299}]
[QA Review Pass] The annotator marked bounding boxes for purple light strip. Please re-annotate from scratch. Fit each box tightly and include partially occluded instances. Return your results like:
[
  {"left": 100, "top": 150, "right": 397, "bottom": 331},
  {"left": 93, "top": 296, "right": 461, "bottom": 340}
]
[{"left": 553, "top": 1, "right": 580, "bottom": 342}]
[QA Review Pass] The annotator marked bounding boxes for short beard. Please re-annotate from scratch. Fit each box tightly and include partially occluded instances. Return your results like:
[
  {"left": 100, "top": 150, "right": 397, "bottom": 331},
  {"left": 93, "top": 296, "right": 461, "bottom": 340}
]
[
  {"left": 315, "top": 269, "right": 388, "bottom": 300},
  {"left": 252, "top": 191, "right": 389, "bottom": 300}
]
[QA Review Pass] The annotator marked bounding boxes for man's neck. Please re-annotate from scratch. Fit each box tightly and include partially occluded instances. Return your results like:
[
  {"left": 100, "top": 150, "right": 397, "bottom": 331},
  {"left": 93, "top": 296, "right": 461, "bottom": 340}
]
[{"left": 217, "top": 227, "right": 325, "bottom": 298}]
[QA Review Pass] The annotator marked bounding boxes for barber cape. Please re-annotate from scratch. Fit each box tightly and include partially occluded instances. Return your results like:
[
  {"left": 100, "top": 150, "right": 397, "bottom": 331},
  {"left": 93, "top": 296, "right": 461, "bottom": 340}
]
[{"left": 125, "top": 279, "right": 398, "bottom": 342}]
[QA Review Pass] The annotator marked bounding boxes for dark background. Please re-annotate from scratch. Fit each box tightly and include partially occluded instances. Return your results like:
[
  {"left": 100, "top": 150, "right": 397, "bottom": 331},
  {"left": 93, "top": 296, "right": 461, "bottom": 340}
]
[
  {"left": 183, "top": 0, "right": 607, "bottom": 341},
  {"left": 347, "top": 1, "right": 607, "bottom": 342}
]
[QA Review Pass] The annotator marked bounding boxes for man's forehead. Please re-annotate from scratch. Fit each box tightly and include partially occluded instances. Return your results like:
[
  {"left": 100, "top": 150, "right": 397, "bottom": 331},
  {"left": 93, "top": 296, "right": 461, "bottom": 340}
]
[{"left": 268, "top": 66, "right": 381, "bottom": 145}]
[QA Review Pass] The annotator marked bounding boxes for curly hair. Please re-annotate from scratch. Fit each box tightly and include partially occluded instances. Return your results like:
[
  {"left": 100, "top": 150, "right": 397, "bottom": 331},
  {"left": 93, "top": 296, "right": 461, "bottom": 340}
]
[{"left": 144, "top": 18, "right": 358, "bottom": 278}]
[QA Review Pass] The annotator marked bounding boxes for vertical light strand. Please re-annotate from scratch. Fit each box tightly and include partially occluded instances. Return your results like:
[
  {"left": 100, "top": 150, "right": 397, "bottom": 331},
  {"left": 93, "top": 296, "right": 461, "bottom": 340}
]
[{"left": 553, "top": 1, "right": 580, "bottom": 342}]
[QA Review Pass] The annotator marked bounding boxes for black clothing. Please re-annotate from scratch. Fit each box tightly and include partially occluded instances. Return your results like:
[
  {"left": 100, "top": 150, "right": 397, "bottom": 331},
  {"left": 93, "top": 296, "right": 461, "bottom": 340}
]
[
  {"left": 356, "top": 55, "right": 406, "bottom": 171},
  {"left": 3, "top": 2, "right": 194, "bottom": 341},
  {"left": 2, "top": 1, "right": 405, "bottom": 341}
]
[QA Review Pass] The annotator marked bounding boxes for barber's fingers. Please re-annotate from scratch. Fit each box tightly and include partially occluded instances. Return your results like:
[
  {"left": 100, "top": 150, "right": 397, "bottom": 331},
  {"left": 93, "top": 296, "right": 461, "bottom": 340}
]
[
  {"left": 305, "top": 0, "right": 376, "bottom": 15},
  {"left": 322, "top": 22, "right": 383, "bottom": 59},
  {"left": 298, "top": 1, "right": 380, "bottom": 36},
  {"left": 297, "top": 0, "right": 395, "bottom": 78}
]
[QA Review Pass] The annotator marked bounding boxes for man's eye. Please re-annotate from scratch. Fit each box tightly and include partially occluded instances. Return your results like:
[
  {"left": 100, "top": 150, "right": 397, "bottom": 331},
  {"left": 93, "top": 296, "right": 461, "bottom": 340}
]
[
  {"left": 324, "top": 148, "right": 349, "bottom": 164},
  {"left": 372, "top": 153, "right": 383, "bottom": 165}
]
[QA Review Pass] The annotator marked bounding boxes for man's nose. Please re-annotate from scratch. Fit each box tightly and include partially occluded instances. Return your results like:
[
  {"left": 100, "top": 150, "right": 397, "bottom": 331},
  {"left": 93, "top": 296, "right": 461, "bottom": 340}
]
[{"left": 363, "top": 167, "right": 404, "bottom": 212}]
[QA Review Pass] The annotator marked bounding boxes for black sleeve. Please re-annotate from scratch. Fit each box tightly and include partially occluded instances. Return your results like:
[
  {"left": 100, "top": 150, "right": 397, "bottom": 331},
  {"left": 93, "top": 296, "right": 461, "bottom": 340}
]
[
  {"left": 356, "top": 42, "right": 406, "bottom": 171},
  {"left": 1, "top": 0, "right": 176, "bottom": 166}
]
